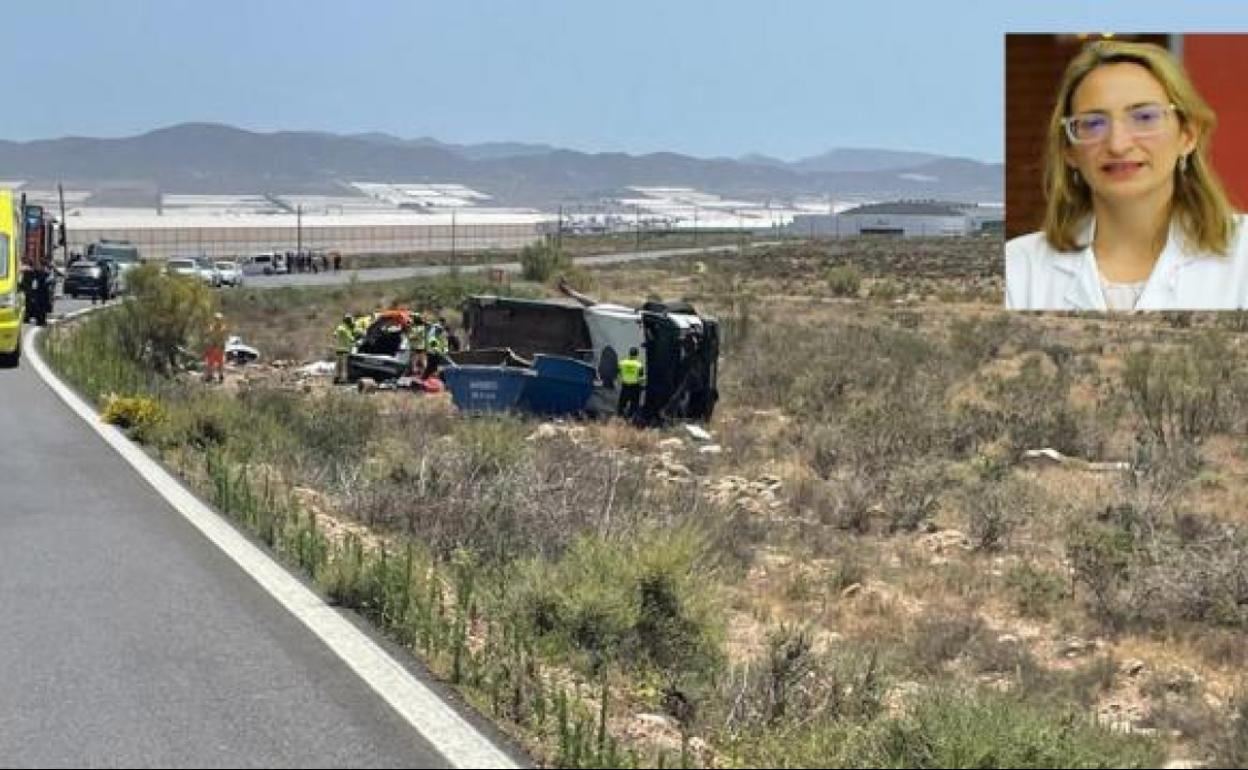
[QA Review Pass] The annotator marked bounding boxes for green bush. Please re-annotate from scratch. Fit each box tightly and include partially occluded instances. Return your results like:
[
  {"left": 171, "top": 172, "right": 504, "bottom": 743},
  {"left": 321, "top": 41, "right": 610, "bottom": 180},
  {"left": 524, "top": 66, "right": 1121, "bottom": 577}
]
[
  {"left": 42, "top": 311, "right": 154, "bottom": 403},
  {"left": 1066, "top": 521, "right": 1135, "bottom": 625},
  {"left": 510, "top": 526, "right": 724, "bottom": 676},
  {"left": 988, "top": 355, "right": 1092, "bottom": 457},
  {"left": 1006, "top": 563, "right": 1068, "bottom": 619},
  {"left": 726, "top": 687, "right": 1160, "bottom": 768},
  {"left": 853, "top": 688, "right": 1162, "bottom": 768},
  {"left": 965, "top": 477, "right": 1038, "bottom": 551},
  {"left": 115, "top": 264, "right": 218, "bottom": 374},
  {"left": 825, "top": 264, "right": 863, "bottom": 297},
  {"left": 1123, "top": 339, "right": 1236, "bottom": 446},
  {"left": 521, "top": 241, "right": 572, "bottom": 282}
]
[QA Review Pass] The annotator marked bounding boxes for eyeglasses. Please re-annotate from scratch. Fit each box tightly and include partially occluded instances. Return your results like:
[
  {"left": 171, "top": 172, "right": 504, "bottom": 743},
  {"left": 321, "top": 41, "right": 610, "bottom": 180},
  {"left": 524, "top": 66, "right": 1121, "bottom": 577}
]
[{"left": 1061, "top": 103, "right": 1179, "bottom": 144}]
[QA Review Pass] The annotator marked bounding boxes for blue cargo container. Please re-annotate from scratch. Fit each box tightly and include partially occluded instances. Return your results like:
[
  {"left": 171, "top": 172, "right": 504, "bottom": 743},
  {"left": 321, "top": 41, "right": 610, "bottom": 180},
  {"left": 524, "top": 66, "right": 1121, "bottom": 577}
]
[
  {"left": 443, "top": 354, "right": 596, "bottom": 415},
  {"left": 521, "top": 355, "right": 597, "bottom": 414},
  {"left": 441, "top": 365, "right": 532, "bottom": 412}
]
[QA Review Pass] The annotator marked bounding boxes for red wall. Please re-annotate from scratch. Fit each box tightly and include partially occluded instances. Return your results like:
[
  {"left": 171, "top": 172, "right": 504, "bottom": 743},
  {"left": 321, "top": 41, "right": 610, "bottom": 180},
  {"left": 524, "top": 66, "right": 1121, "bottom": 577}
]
[{"left": 1184, "top": 35, "right": 1248, "bottom": 211}]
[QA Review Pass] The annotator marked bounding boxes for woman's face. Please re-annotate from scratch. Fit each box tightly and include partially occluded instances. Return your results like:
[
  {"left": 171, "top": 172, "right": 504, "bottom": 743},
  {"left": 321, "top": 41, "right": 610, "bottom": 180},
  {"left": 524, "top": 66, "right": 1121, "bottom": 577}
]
[{"left": 1064, "top": 61, "right": 1196, "bottom": 206}]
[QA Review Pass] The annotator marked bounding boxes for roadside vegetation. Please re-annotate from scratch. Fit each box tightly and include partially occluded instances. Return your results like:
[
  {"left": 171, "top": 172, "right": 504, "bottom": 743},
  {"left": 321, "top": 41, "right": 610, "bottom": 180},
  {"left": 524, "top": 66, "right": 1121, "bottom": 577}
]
[{"left": 43, "top": 238, "right": 1248, "bottom": 767}]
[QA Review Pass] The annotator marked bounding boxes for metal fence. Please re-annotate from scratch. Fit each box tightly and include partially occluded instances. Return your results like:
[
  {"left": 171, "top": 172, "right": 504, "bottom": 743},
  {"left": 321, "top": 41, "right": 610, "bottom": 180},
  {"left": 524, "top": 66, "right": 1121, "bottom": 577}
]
[{"left": 63, "top": 221, "right": 544, "bottom": 262}]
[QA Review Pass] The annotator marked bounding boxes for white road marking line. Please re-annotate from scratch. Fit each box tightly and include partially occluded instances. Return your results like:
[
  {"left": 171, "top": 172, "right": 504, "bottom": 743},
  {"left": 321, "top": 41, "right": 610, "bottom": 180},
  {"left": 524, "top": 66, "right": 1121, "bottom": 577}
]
[{"left": 24, "top": 324, "right": 519, "bottom": 770}]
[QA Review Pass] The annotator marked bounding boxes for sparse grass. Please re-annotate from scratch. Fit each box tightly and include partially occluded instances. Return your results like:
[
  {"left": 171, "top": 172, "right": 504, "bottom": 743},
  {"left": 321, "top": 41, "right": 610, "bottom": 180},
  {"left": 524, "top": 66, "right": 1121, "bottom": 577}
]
[{"left": 45, "top": 237, "right": 1248, "bottom": 766}]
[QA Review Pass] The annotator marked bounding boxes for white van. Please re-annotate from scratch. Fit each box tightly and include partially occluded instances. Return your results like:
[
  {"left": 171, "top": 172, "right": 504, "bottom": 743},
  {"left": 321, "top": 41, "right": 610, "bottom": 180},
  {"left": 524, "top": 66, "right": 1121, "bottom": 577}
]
[{"left": 242, "top": 252, "right": 287, "bottom": 276}]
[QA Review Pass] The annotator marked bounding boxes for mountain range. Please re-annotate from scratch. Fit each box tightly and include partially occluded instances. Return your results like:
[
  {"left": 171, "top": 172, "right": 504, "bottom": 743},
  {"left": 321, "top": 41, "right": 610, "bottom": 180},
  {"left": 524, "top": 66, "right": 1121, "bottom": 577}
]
[{"left": 0, "top": 123, "right": 1002, "bottom": 207}]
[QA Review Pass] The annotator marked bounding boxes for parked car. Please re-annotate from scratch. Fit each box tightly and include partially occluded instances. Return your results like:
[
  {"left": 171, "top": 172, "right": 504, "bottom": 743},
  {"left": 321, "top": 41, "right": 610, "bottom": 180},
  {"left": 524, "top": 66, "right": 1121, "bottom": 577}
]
[
  {"left": 63, "top": 258, "right": 120, "bottom": 299},
  {"left": 166, "top": 257, "right": 220, "bottom": 287},
  {"left": 86, "top": 240, "right": 142, "bottom": 293},
  {"left": 195, "top": 257, "right": 222, "bottom": 287},
  {"left": 241, "top": 252, "right": 287, "bottom": 276},
  {"left": 164, "top": 258, "right": 201, "bottom": 281},
  {"left": 214, "top": 261, "right": 243, "bottom": 287}
]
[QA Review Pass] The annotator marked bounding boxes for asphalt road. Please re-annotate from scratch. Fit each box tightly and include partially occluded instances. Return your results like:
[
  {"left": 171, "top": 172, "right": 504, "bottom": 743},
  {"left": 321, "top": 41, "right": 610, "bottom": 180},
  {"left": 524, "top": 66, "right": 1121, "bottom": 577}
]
[
  {"left": 3, "top": 244, "right": 737, "bottom": 765},
  {"left": 239, "top": 243, "right": 750, "bottom": 289},
  {"left": 0, "top": 351, "right": 467, "bottom": 767}
]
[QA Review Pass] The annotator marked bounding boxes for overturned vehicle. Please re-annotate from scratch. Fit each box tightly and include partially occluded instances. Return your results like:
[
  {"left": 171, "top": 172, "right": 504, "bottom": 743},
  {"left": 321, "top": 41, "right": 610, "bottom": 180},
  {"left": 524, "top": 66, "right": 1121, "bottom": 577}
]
[
  {"left": 345, "top": 310, "right": 414, "bottom": 382},
  {"left": 449, "top": 288, "right": 719, "bottom": 422}
]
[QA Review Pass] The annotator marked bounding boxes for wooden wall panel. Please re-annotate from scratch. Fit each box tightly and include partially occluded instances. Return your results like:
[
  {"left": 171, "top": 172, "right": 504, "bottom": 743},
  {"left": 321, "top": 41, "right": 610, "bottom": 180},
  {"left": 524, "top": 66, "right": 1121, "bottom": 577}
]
[{"left": 1182, "top": 35, "right": 1248, "bottom": 211}]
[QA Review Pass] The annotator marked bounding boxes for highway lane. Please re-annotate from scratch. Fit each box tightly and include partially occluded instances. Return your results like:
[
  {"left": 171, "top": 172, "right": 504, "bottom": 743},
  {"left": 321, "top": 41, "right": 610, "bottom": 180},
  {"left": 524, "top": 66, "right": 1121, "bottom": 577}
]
[
  {"left": 238, "top": 242, "right": 756, "bottom": 289},
  {"left": 0, "top": 333, "right": 494, "bottom": 767},
  {"left": 1, "top": 242, "right": 747, "bottom": 764}
]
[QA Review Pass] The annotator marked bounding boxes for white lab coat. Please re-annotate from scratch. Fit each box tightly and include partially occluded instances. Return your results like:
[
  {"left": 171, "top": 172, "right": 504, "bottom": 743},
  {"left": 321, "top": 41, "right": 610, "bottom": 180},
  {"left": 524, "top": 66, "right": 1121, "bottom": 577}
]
[{"left": 1005, "top": 214, "right": 1248, "bottom": 311}]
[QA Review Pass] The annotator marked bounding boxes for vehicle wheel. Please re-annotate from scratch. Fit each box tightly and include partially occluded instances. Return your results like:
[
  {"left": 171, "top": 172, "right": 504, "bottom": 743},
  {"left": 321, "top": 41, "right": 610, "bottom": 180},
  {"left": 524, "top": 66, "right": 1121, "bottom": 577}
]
[{"left": 0, "top": 338, "right": 20, "bottom": 369}]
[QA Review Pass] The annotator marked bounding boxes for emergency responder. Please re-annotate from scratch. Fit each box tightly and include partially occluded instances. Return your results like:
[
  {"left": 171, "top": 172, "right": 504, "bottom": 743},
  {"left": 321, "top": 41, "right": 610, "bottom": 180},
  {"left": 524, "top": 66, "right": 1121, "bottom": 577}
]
[
  {"left": 353, "top": 311, "right": 372, "bottom": 342},
  {"left": 440, "top": 316, "right": 462, "bottom": 353},
  {"left": 423, "top": 320, "right": 449, "bottom": 379},
  {"left": 19, "top": 264, "right": 52, "bottom": 326},
  {"left": 204, "top": 312, "right": 228, "bottom": 383},
  {"left": 617, "top": 346, "right": 645, "bottom": 421},
  {"left": 92, "top": 260, "right": 112, "bottom": 305},
  {"left": 408, "top": 313, "right": 427, "bottom": 376},
  {"left": 334, "top": 314, "right": 356, "bottom": 383}
]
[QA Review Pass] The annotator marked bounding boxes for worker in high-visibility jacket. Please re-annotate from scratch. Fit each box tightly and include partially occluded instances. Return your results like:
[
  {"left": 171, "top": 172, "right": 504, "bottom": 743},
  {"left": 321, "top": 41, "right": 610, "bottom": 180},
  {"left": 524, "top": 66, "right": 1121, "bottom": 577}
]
[
  {"left": 408, "top": 313, "right": 427, "bottom": 376},
  {"left": 333, "top": 314, "right": 356, "bottom": 383},
  {"left": 423, "top": 321, "right": 449, "bottom": 378},
  {"left": 617, "top": 347, "right": 646, "bottom": 420},
  {"left": 353, "top": 312, "right": 372, "bottom": 341}
]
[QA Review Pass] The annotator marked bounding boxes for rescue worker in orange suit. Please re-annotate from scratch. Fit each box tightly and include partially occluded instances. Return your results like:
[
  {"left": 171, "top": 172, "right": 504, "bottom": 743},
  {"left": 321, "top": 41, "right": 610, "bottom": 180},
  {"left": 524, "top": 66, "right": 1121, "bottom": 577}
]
[
  {"left": 617, "top": 347, "right": 645, "bottom": 421},
  {"left": 204, "top": 312, "right": 227, "bottom": 383}
]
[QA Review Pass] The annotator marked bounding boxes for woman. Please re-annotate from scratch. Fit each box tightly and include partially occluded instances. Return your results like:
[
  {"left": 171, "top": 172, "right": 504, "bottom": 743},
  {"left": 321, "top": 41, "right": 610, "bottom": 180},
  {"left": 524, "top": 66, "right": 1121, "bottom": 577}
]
[{"left": 1006, "top": 40, "right": 1247, "bottom": 311}]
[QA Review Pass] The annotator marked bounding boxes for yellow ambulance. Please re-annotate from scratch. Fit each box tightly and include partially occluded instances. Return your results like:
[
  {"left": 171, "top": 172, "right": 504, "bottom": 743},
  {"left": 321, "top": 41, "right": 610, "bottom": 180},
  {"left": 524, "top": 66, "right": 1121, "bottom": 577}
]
[{"left": 1, "top": 189, "right": 25, "bottom": 367}]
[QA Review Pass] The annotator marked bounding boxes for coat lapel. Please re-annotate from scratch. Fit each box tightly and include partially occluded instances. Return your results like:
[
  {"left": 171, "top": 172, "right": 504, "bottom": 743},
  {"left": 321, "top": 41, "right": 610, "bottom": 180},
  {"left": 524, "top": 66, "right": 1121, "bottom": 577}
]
[
  {"left": 1135, "top": 221, "right": 1193, "bottom": 309},
  {"left": 1058, "top": 218, "right": 1106, "bottom": 310}
]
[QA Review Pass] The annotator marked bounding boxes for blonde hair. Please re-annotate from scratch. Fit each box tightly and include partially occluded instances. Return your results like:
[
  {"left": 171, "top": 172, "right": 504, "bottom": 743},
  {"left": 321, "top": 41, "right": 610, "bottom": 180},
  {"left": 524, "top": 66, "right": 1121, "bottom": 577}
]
[{"left": 1042, "top": 40, "right": 1237, "bottom": 254}]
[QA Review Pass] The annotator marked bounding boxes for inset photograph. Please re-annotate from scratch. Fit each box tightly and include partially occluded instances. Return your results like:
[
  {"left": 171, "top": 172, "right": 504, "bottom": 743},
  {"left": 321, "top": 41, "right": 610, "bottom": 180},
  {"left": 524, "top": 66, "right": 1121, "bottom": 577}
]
[{"left": 1005, "top": 34, "right": 1248, "bottom": 310}]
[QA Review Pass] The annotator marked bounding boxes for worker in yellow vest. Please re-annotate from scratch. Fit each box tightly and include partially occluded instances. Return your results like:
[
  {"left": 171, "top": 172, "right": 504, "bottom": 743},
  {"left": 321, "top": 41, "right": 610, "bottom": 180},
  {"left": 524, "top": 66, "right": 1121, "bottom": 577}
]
[
  {"left": 617, "top": 347, "right": 645, "bottom": 420},
  {"left": 423, "top": 321, "right": 449, "bottom": 378},
  {"left": 333, "top": 314, "right": 356, "bottom": 383},
  {"left": 353, "top": 312, "right": 372, "bottom": 341},
  {"left": 408, "top": 313, "right": 427, "bottom": 376}
]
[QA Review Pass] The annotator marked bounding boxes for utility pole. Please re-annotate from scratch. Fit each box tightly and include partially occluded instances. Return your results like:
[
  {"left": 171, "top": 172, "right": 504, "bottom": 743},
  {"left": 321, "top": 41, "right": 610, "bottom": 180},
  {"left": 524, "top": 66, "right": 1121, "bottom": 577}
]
[
  {"left": 635, "top": 204, "right": 641, "bottom": 251},
  {"left": 693, "top": 206, "right": 698, "bottom": 247},
  {"left": 557, "top": 205, "right": 563, "bottom": 251},
  {"left": 296, "top": 204, "right": 303, "bottom": 256}
]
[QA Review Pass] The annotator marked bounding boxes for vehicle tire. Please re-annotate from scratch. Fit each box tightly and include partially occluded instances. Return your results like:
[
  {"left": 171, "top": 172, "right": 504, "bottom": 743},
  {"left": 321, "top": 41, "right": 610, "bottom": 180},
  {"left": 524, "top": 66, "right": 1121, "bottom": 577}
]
[{"left": 0, "top": 337, "right": 21, "bottom": 369}]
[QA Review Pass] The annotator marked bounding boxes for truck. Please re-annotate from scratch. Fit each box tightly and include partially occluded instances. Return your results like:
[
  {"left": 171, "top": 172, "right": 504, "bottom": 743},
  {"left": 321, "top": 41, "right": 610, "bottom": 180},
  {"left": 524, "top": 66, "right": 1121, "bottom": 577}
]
[
  {"left": 455, "top": 285, "right": 719, "bottom": 422},
  {"left": 1, "top": 190, "right": 24, "bottom": 365},
  {"left": 18, "top": 200, "right": 60, "bottom": 326}
]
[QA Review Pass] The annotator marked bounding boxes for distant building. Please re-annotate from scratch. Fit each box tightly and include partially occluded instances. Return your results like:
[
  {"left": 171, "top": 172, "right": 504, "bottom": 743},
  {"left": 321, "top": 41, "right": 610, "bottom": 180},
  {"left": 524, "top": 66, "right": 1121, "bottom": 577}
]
[{"left": 790, "top": 200, "right": 1004, "bottom": 237}]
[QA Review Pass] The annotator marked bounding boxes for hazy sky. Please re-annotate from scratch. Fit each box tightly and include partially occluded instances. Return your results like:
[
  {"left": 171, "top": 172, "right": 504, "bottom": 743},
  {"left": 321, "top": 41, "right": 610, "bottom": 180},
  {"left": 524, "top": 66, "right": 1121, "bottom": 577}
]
[{"left": 6, "top": 0, "right": 1248, "bottom": 162}]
